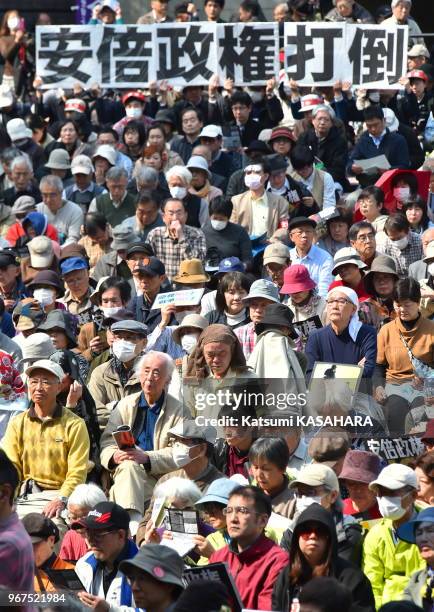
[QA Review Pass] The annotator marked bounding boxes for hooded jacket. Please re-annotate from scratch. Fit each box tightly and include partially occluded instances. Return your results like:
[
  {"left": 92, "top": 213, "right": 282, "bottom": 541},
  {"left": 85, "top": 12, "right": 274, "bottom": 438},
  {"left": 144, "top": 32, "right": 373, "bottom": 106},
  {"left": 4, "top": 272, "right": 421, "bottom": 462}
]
[{"left": 272, "top": 504, "right": 375, "bottom": 612}]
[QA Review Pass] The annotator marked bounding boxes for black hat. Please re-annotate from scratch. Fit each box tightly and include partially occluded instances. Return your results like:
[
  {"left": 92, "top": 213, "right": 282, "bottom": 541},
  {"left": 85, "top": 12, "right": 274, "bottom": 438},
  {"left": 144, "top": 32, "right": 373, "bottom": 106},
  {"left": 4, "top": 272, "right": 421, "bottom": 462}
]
[
  {"left": 288, "top": 216, "right": 317, "bottom": 231},
  {"left": 264, "top": 153, "right": 288, "bottom": 174},
  {"left": 255, "top": 302, "right": 295, "bottom": 337},
  {"left": 27, "top": 270, "right": 64, "bottom": 296},
  {"left": 155, "top": 109, "right": 176, "bottom": 126},
  {"left": 71, "top": 501, "right": 130, "bottom": 531},
  {"left": 22, "top": 512, "right": 59, "bottom": 544},
  {"left": 38, "top": 310, "right": 77, "bottom": 349},
  {"left": 135, "top": 256, "right": 166, "bottom": 277},
  {"left": 120, "top": 544, "right": 185, "bottom": 589},
  {"left": 0, "top": 249, "right": 19, "bottom": 268},
  {"left": 126, "top": 242, "right": 154, "bottom": 258},
  {"left": 245, "top": 140, "right": 270, "bottom": 155}
]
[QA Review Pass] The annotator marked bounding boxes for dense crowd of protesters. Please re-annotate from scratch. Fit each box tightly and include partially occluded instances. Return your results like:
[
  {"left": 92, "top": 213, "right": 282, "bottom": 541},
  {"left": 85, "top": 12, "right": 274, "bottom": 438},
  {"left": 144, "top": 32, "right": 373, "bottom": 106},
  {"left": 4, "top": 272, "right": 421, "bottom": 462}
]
[{"left": 1, "top": 0, "right": 434, "bottom": 611}]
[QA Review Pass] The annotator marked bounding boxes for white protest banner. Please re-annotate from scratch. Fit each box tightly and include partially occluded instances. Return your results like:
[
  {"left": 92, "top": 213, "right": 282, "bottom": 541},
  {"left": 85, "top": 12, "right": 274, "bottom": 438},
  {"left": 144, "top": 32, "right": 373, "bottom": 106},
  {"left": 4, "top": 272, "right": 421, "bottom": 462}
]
[
  {"left": 36, "top": 23, "right": 279, "bottom": 88},
  {"left": 151, "top": 288, "right": 205, "bottom": 310},
  {"left": 284, "top": 22, "right": 408, "bottom": 88}
]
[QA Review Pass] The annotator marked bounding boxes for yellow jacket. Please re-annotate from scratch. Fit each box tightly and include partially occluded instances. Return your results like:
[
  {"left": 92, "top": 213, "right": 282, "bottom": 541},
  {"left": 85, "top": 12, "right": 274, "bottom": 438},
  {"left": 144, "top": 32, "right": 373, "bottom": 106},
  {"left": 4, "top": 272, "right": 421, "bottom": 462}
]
[{"left": 2, "top": 404, "right": 90, "bottom": 498}]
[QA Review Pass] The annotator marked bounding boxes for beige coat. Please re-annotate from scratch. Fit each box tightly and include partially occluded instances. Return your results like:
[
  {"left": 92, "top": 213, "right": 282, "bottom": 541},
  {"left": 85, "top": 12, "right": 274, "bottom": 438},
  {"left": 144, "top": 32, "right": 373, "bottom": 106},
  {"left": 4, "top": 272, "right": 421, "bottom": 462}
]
[
  {"left": 230, "top": 191, "right": 288, "bottom": 238},
  {"left": 88, "top": 358, "right": 141, "bottom": 429},
  {"left": 100, "top": 390, "right": 188, "bottom": 475}
]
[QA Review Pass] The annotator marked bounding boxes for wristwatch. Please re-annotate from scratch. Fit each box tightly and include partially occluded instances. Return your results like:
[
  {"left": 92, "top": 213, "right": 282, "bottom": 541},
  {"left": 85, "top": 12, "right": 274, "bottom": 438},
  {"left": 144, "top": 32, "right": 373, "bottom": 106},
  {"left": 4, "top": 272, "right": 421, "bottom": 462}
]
[{"left": 59, "top": 496, "right": 68, "bottom": 505}]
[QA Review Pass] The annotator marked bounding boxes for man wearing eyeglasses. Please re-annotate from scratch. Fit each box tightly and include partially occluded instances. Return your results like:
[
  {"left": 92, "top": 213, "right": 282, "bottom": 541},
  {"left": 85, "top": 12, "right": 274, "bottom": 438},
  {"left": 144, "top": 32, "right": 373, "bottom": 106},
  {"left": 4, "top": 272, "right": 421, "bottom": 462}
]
[
  {"left": 231, "top": 161, "right": 288, "bottom": 239},
  {"left": 289, "top": 216, "right": 334, "bottom": 297},
  {"left": 100, "top": 351, "right": 186, "bottom": 537},
  {"left": 2, "top": 359, "right": 89, "bottom": 537},
  {"left": 72, "top": 501, "right": 139, "bottom": 611},
  {"left": 208, "top": 485, "right": 288, "bottom": 610},
  {"left": 349, "top": 221, "right": 380, "bottom": 270}
]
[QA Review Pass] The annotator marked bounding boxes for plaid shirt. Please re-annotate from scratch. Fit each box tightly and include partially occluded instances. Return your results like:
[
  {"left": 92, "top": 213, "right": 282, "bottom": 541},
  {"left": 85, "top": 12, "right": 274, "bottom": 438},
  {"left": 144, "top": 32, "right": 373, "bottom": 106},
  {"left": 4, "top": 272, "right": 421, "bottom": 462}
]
[
  {"left": 379, "top": 231, "right": 423, "bottom": 278},
  {"left": 235, "top": 322, "right": 256, "bottom": 360},
  {"left": 146, "top": 225, "right": 207, "bottom": 281}
]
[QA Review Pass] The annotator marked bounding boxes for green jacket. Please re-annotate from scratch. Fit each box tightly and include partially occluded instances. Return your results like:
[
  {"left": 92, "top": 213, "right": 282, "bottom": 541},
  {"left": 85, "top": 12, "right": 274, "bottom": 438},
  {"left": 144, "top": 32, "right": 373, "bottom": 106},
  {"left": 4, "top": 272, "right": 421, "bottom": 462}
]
[
  {"left": 94, "top": 192, "right": 137, "bottom": 228},
  {"left": 362, "top": 515, "right": 425, "bottom": 609}
]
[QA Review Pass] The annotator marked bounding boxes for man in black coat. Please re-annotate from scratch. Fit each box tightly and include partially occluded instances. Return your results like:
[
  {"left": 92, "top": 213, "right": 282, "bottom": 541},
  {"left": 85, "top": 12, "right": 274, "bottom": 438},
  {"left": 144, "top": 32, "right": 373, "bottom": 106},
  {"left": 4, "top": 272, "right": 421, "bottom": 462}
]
[{"left": 297, "top": 104, "right": 349, "bottom": 189}]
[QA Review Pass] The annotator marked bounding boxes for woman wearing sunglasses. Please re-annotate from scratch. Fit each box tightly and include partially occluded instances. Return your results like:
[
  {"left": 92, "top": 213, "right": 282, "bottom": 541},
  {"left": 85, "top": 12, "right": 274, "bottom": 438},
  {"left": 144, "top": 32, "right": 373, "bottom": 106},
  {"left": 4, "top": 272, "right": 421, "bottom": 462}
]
[{"left": 272, "top": 504, "right": 375, "bottom": 612}]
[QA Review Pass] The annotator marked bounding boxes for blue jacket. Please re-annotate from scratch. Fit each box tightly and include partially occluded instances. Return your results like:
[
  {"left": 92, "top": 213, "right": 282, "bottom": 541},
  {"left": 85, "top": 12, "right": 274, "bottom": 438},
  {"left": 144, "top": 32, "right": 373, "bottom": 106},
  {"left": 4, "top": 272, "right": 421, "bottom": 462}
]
[{"left": 348, "top": 129, "right": 410, "bottom": 173}]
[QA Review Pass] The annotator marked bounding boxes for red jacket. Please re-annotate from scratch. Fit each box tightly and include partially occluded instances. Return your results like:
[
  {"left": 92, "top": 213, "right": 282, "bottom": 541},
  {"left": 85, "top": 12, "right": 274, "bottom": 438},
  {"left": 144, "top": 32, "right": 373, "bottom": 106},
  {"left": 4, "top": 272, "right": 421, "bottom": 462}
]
[
  {"left": 209, "top": 533, "right": 289, "bottom": 611},
  {"left": 5, "top": 222, "right": 59, "bottom": 246}
]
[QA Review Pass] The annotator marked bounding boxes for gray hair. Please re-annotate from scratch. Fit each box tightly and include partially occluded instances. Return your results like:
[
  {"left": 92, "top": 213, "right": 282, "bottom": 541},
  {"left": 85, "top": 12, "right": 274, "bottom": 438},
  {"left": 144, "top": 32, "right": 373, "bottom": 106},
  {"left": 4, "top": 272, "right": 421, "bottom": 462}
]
[
  {"left": 10, "top": 154, "right": 33, "bottom": 174},
  {"left": 67, "top": 483, "right": 107, "bottom": 509},
  {"left": 275, "top": 2, "right": 289, "bottom": 11},
  {"left": 40, "top": 174, "right": 63, "bottom": 193},
  {"left": 0, "top": 146, "right": 23, "bottom": 165},
  {"left": 135, "top": 350, "right": 175, "bottom": 380},
  {"left": 166, "top": 165, "right": 192, "bottom": 185},
  {"left": 154, "top": 476, "right": 202, "bottom": 507},
  {"left": 312, "top": 104, "right": 336, "bottom": 121},
  {"left": 106, "top": 166, "right": 128, "bottom": 182},
  {"left": 133, "top": 164, "right": 159, "bottom": 187}
]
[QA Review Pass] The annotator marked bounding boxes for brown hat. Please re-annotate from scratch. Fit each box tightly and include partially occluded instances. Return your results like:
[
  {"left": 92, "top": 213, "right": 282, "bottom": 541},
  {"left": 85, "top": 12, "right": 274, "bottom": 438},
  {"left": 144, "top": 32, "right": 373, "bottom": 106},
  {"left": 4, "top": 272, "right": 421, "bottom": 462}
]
[
  {"left": 338, "top": 450, "right": 381, "bottom": 484},
  {"left": 308, "top": 433, "right": 350, "bottom": 467},
  {"left": 173, "top": 259, "right": 210, "bottom": 284},
  {"left": 59, "top": 243, "right": 88, "bottom": 263}
]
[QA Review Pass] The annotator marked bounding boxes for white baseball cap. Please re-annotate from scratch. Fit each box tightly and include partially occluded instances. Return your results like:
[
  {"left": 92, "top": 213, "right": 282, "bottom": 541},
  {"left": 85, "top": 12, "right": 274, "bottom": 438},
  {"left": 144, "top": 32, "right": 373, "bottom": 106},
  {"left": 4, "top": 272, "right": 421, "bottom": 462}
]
[
  {"left": 199, "top": 125, "right": 223, "bottom": 139},
  {"left": 25, "top": 359, "right": 65, "bottom": 382},
  {"left": 369, "top": 463, "right": 418, "bottom": 492}
]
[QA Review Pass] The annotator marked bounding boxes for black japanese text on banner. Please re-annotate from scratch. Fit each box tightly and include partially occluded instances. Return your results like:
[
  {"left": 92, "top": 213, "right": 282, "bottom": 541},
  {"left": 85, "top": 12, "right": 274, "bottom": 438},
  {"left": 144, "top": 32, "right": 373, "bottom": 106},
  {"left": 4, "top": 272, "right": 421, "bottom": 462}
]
[
  {"left": 284, "top": 22, "right": 408, "bottom": 89},
  {"left": 36, "top": 23, "right": 279, "bottom": 89}
]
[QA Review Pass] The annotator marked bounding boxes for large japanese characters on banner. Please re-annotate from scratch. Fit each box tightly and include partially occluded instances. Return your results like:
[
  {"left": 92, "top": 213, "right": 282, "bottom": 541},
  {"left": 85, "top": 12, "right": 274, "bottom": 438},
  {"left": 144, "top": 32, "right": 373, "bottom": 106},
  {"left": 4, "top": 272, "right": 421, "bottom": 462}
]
[
  {"left": 284, "top": 22, "right": 408, "bottom": 88},
  {"left": 35, "top": 23, "right": 279, "bottom": 88}
]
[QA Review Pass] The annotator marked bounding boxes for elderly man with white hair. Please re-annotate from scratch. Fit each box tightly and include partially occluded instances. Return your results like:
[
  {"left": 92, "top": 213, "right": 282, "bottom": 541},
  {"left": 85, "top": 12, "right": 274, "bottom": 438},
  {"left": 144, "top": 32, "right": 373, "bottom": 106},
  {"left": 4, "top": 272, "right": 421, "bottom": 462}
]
[
  {"left": 165, "top": 164, "right": 209, "bottom": 228},
  {"left": 305, "top": 286, "right": 377, "bottom": 380},
  {"left": 100, "top": 350, "right": 188, "bottom": 535},
  {"left": 59, "top": 483, "right": 107, "bottom": 562},
  {"left": 3, "top": 154, "right": 42, "bottom": 208},
  {"left": 36, "top": 174, "right": 83, "bottom": 245},
  {"left": 382, "top": 0, "right": 424, "bottom": 45}
]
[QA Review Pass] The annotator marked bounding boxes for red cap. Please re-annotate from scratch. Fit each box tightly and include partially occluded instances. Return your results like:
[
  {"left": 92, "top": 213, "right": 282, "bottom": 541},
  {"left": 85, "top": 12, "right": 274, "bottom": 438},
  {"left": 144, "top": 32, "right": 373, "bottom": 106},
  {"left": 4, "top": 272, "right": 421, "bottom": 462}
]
[
  {"left": 121, "top": 91, "right": 146, "bottom": 105},
  {"left": 64, "top": 98, "right": 86, "bottom": 113},
  {"left": 269, "top": 126, "right": 295, "bottom": 143},
  {"left": 407, "top": 69, "right": 428, "bottom": 82},
  {"left": 280, "top": 264, "right": 316, "bottom": 294}
]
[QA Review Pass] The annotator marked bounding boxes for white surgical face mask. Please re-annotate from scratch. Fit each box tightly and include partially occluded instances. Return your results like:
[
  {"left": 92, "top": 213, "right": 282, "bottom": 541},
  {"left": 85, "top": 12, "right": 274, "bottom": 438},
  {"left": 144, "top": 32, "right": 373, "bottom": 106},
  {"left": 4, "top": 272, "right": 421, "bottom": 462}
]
[
  {"left": 33, "top": 288, "right": 54, "bottom": 307},
  {"left": 244, "top": 174, "right": 262, "bottom": 190},
  {"left": 101, "top": 306, "right": 122, "bottom": 318},
  {"left": 377, "top": 495, "right": 406, "bottom": 520},
  {"left": 428, "top": 262, "right": 434, "bottom": 277},
  {"left": 180, "top": 333, "right": 198, "bottom": 354},
  {"left": 172, "top": 442, "right": 198, "bottom": 468},
  {"left": 112, "top": 339, "right": 137, "bottom": 363},
  {"left": 126, "top": 107, "right": 142, "bottom": 119},
  {"left": 210, "top": 219, "right": 228, "bottom": 231},
  {"left": 296, "top": 495, "right": 323, "bottom": 514},
  {"left": 169, "top": 186, "right": 187, "bottom": 200},
  {"left": 393, "top": 187, "right": 411, "bottom": 202},
  {"left": 7, "top": 17, "right": 19, "bottom": 31},
  {"left": 393, "top": 236, "right": 409, "bottom": 250},
  {"left": 174, "top": 310, "right": 195, "bottom": 324}
]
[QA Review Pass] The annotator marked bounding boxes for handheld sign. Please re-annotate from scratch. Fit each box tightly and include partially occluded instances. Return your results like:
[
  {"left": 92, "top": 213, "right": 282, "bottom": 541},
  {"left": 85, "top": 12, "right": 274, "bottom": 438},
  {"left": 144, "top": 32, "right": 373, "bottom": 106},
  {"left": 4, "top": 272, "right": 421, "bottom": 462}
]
[{"left": 151, "top": 289, "right": 204, "bottom": 310}]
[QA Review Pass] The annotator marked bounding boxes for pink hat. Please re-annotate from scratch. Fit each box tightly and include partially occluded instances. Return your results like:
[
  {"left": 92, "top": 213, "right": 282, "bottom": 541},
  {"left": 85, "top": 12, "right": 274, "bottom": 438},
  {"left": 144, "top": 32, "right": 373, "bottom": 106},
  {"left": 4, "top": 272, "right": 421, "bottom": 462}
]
[{"left": 280, "top": 264, "right": 316, "bottom": 294}]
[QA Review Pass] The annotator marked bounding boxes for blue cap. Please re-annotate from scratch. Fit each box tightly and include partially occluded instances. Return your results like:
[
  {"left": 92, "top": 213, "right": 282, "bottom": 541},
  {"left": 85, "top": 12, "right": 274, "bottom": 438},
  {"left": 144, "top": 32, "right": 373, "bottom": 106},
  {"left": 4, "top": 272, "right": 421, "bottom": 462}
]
[
  {"left": 195, "top": 478, "right": 239, "bottom": 506},
  {"left": 218, "top": 257, "right": 245, "bottom": 274},
  {"left": 397, "top": 507, "right": 434, "bottom": 544},
  {"left": 60, "top": 257, "right": 89, "bottom": 276}
]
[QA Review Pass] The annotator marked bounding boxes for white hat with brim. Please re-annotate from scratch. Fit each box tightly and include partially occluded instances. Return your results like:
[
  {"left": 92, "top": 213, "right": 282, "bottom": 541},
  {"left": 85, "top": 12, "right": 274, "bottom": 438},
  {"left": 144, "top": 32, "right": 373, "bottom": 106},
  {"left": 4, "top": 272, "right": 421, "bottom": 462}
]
[
  {"left": 25, "top": 359, "right": 65, "bottom": 382},
  {"left": 7, "top": 118, "right": 32, "bottom": 141},
  {"left": 332, "top": 247, "right": 367, "bottom": 275},
  {"left": 368, "top": 463, "right": 418, "bottom": 492}
]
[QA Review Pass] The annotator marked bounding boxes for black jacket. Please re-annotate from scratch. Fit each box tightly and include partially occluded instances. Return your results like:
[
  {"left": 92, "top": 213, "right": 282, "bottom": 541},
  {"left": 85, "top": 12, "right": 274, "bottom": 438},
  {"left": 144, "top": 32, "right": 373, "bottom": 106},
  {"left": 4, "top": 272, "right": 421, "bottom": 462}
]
[
  {"left": 129, "top": 287, "right": 175, "bottom": 333},
  {"left": 272, "top": 504, "right": 374, "bottom": 612},
  {"left": 298, "top": 125, "right": 349, "bottom": 188}
]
